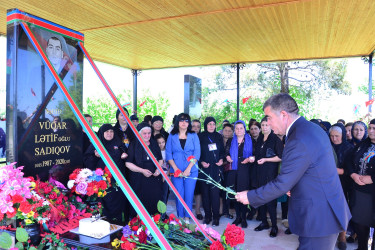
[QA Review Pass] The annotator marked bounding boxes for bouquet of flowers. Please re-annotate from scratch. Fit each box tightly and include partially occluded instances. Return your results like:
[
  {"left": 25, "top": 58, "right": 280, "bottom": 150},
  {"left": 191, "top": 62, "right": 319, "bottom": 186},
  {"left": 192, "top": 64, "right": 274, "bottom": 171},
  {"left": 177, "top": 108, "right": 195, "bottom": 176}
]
[
  {"left": 112, "top": 202, "right": 245, "bottom": 249},
  {"left": 67, "top": 168, "right": 111, "bottom": 201},
  {"left": 34, "top": 180, "right": 89, "bottom": 227},
  {"left": 0, "top": 163, "right": 50, "bottom": 225}
]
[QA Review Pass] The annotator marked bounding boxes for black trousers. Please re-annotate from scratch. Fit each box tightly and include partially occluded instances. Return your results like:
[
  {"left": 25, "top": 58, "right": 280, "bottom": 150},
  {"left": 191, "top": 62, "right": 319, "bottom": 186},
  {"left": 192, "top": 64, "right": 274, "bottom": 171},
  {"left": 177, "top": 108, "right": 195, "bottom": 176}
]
[
  {"left": 259, "top": 199, "right": 277, "bottom": 226},
  {"left": 200, "top": 181, "right": 220, "bottom": 220},
  {"left": 354, "top": 222, "right": 375, "bottom": 250}
]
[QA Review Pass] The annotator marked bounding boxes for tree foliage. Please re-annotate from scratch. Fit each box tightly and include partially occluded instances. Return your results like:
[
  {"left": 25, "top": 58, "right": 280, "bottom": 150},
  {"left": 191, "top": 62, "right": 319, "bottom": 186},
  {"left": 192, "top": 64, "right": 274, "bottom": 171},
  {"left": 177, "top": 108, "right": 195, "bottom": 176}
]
[
  {"left": 201, "top": 59, "right": 348, "bottom": 124},
  {"left": 84, "top": 89, "right": 170, "bottom": 130}
]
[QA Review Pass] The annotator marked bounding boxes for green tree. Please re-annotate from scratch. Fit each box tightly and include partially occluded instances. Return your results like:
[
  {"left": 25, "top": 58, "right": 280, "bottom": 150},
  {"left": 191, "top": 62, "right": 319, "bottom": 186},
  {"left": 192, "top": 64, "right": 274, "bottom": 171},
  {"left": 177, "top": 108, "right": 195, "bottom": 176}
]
[
  {"left": 84, "top": 89, "right": 170, "bottom": 130},
  {"left": 201, "top": 59, "right": 347, "bottom": 124}
]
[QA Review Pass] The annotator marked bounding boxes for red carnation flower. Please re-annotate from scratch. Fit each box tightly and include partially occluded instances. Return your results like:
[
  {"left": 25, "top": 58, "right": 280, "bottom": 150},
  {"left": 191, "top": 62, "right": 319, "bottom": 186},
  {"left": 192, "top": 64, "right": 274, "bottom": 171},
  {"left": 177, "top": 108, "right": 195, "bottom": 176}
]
[
  {"left": 121, "top": 240, "right": 136, "bottom": 250},
  {"left": 138, "top": 231, "right": 147, "bottom": 244},
  {"left": 0, "top": 213, "right": 4, "bottom": 221},
  {"left": 86, "top": 186, "right": 94, "bottom": 196},
  {"left": 223, "top": 223, "right": 245, "bottom": 247},
  {"left": 6, "top": 209, "right": 17, "bottom": 218},
  {"left": 131, "top": 226, "right": 138, "bottom": 232},
  {"left": 69, "top": 173, "right": 78, "bottom": 180},
  {"left": 187, "top": 155, "right": 195, "bottom": 162},
  {"left": 44, "top": 186, "right": 52, "bottom": 194},
  {"left": 173, "top": 169, "right": 182, "bottom": 178},
  {"left": 48, "top": 192, "right": 57, "bottom": 200},
  {"left": 210, "top": 240, "right": 225, "bottom": 250},
  {"left": 39, "top": 182, "right": 48, "bottom": 190},
  {"left": 104, "top": 167, "right": 112, "bottom": 179},
  {"left": 153, "top": 214, "right": 161, "bottom": 223},
  {"left": 19, "top": 201, "right": 32, "bottom": 213},
  {"left": 97, "top": 180, "right": 107, "bottom": 190},
  {"left": 12, "top": 194, "right": 25, "bottom": 203},
  {"left": 55, "top": 197, "right": 63, "bottom": 205}
]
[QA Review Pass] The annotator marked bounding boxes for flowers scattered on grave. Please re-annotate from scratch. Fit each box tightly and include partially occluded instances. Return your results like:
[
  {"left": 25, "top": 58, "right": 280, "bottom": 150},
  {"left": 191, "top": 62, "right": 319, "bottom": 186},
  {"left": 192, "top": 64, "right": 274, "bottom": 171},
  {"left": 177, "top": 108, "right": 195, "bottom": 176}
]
[{"left": 112, "top": 201, "right": 245, "bottom": 249}]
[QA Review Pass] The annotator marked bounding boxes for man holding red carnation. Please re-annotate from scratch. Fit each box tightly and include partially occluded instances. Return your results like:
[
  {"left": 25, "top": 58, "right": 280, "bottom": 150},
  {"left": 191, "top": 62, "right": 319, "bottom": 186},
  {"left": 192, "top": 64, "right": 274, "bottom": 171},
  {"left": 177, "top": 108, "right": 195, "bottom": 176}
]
[{"left": 236, "top": 94, "right": 351, "bottom": 250}]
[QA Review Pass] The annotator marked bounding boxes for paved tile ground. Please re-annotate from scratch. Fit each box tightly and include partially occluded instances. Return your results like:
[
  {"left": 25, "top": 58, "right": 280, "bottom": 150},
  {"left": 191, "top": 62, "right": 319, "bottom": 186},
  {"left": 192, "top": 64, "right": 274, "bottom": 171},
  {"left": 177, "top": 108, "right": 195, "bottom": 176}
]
[{"left": 166, "top": 197, "right": 360, "bottom": 250}]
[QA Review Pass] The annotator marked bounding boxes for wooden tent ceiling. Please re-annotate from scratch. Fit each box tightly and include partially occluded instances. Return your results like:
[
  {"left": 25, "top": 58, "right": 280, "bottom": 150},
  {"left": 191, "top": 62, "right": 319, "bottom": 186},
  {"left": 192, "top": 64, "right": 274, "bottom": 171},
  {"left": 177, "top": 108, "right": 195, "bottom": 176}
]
[{"left": 1, "top": 0, "right": 375, "bottom": 69}]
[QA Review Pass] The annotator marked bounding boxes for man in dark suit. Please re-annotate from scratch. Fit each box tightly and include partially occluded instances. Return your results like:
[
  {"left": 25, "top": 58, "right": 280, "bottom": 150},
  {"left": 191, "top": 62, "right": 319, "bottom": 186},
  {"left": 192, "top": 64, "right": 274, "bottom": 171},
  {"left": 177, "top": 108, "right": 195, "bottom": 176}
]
[{"left": 236, "top": 93, "right": 351, "bottom": 250}]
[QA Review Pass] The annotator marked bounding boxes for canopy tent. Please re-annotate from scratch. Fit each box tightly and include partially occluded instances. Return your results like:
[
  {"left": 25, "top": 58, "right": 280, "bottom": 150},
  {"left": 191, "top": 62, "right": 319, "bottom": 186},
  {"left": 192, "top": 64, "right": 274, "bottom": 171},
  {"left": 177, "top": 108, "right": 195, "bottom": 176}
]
[{"left": 1, "top": 0, "right": 375, "bottom": 70}]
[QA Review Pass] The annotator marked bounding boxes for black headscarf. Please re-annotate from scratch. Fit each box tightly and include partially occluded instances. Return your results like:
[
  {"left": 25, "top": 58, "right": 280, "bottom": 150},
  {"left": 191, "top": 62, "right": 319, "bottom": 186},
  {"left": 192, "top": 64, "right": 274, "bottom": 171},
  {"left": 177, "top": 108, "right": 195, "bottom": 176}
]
[
  {"left": 151, "top": 116, "right": 164, "bottom": 124},
  {"left": 204, "top": 117, "right": 216, "bottom": 132},
  {"left": 137, "top": 121, "right": 152, "bottom": 132},
  {"left": 351, "top": 121, "right": 368, "bottom": 145},
  {"left": 330, "top": 123, "right": 353, "bottom": 169},
  {"left": 84, "top": 124, "right": 124, "bottom": 171}
]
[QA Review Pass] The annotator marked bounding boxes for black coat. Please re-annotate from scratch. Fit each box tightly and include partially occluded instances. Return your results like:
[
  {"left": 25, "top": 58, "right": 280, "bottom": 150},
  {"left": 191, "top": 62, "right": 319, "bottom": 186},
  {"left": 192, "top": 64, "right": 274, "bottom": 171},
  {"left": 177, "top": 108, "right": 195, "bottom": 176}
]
[
  {"left": 113, "top": 122, "right": 135, "bottom": 151},
  {"left": 253, "top": 131, "right": 283, "bottom": 188},
  {"left": 198, "top": 131, "right": 225, "bottom": 181},
  {"left": 346, "top": 138, "right": 375, "bottom": 194}
]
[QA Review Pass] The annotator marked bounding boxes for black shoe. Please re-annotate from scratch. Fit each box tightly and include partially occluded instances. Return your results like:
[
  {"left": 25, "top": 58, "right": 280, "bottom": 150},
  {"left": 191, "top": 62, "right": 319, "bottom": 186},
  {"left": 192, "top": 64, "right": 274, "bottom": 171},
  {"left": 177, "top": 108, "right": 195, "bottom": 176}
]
[
  {"left": 232, "top": 217, "right": 242, "bottom": 226},
  {"left": 196, "top": 214, "right": 203, "bottom": 220},
  {"left": 285, "top": 228, "right": 291, "bottom": 235},
  {"left": 337, "top": 241, "right": 347, "bottom": 250},
  {"left": 254, "top": 222, "right": 270, "bottom": 231},
  {"left": 212, "top": 219, "right": 219, "bottom": 227},
  {"left": 269, "top": 226, "right": 278, "bottom": 237},
  {"left": 346, "top": 234, "right": 356, "bottom": 243},
  {"left": 203, "top": 218, "right": 212, "bottom": 225},
  {"left": 241, "top": 220, "right": 248, "bottom": 228}
]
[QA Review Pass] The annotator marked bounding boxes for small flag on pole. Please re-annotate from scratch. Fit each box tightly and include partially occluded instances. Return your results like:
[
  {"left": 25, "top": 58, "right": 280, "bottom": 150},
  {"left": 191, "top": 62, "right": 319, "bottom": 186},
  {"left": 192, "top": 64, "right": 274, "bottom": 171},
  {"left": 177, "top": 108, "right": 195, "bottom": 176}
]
[
  {"left": 139, "top": 100, "right": 146, "bottom": 107},
  {"left": 242, "top": 96, "right": 251, "bottom": 104}
]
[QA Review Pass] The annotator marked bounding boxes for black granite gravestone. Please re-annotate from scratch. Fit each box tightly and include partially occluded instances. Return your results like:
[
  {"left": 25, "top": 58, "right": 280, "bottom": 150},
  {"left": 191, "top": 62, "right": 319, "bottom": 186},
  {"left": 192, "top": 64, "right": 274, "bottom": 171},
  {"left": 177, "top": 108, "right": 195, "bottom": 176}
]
[
  {"left": 184, "top": 75, "right": 202, "bottom": 119},
  {"left": 6, "top": 9, "right": 84, "bottom": 185}
]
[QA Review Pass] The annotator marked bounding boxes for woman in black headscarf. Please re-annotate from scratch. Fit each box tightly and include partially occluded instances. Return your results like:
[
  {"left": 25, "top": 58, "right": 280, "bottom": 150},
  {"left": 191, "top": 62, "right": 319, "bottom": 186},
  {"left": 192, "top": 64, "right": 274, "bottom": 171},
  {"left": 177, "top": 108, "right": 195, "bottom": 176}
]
[
  {"left": 329, "top": 123, "right": 354, "bottom": 249},
  {"left": 351, "top": 121, "right": 368, "bottom": 146},
  {"left": 83, "top": 123, "right": 127, "bottom": 224},
  {"left": 113, "top": 106, "right": 135, "bottom": 151},
  {"left": 198, "top": 117, "right": 225, "bottom": 226},
  {"left": 125, "top": 122, "right": 164, "bottom": 217},
  {"left": 346, "top": 119, "right": 375, "bottom": 250},
  {"left": 151, "top": 115, "right": 169, "bottom": 140}
]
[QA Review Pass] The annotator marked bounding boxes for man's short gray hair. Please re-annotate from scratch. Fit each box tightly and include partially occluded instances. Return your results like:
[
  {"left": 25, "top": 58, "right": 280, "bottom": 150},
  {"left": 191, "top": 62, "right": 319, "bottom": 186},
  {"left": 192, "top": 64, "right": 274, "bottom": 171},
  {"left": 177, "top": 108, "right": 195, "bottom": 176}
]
[{"left": 263, "top": 93, "right": 299, "bottom": 115}]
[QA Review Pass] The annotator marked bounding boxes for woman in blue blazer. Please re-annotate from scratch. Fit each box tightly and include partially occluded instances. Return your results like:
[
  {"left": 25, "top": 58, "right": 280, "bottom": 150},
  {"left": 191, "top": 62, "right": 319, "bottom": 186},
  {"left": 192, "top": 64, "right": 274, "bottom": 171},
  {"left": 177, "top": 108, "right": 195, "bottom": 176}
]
[{"left": 166, "top": 113, "right": 201, "bottom": 221}]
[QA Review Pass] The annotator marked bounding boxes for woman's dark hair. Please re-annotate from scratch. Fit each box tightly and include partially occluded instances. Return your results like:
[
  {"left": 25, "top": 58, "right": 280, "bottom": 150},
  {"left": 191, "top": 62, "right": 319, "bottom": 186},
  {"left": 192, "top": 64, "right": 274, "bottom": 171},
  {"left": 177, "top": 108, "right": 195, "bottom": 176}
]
[
  {"left": 170, "top": 113, "right": 193, "bottom": 135},
  {"left": 154, "top": 133, "right": 166, "bottom": 141},
  {"left": 143, "top": 115, "right": 152, "bottom": 123},
  {"left": 223, "top": 123, "right": 234, "bottom": 130},
  {"left": 249, "top": 121, "right": 261, "bottom": 130},
  {"left": 345, "top": 122, "right": 353, "bottom": 128},
  {"left": 260, "top": 116, "right": 268, "bottom": 123},
  {"left": 192, "top": 119, "right": 201, "bottom": 124}
]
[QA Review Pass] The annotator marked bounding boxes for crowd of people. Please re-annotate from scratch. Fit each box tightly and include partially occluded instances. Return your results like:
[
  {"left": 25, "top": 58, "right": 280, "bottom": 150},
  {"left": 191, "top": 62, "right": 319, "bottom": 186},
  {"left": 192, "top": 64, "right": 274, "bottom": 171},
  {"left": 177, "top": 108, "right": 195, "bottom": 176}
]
[{"left": 81, "top": 102, "right": 374, "bottom": 250}]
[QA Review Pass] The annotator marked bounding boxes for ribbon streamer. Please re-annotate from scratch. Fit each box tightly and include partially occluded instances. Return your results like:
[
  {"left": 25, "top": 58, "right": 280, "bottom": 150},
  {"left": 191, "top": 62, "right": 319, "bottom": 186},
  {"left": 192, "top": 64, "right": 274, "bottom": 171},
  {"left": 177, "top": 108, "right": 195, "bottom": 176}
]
[{"left": 20, "top": 22, "right": 173, "bottom": 249}]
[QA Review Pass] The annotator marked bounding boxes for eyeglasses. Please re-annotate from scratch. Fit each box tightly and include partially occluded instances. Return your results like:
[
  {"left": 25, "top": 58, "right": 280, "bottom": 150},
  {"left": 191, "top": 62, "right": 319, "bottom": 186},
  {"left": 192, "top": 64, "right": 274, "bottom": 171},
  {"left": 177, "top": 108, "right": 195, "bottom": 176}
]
[{"left": 179, "top": 119, "right": 189, "bottom": 123}]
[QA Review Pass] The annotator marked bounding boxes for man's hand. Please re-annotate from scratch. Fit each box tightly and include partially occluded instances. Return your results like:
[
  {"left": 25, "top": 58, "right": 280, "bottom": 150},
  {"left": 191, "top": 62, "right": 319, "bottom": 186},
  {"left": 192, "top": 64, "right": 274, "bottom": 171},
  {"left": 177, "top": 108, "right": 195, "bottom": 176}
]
[
  {"left": 216, "top": 159, "right": 223, "bottom": 166},
  {"left": 235, "top": 190, "right": 250, "bottom": 205}
]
